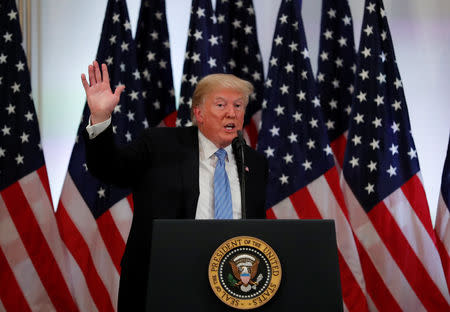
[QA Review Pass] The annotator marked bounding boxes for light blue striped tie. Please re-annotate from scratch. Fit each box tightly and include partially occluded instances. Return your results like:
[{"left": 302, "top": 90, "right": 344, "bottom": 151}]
[{"left": 214, "top": 149, "right": 233, "bottom": 219}]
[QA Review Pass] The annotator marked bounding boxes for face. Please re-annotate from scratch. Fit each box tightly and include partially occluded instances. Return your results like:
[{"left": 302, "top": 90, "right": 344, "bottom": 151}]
[{"left": 194, "top": 88, "right": 247, "bottom": 148}]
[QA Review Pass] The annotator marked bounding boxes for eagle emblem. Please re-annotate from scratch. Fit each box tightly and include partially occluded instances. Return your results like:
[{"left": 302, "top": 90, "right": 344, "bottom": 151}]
[{"left": 229, "top": 254, "right": 263, "bottom": 292}]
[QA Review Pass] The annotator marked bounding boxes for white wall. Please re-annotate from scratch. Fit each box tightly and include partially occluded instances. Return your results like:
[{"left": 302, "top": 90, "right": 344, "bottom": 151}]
[{"left": 30, "top": 0, "right": 449, "bottom": 223}]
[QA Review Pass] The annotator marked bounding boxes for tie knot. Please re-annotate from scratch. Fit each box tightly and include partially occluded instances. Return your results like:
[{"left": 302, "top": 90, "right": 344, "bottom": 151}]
[{"left": 215, "top": 148, "right": 227, "bottom": 162}]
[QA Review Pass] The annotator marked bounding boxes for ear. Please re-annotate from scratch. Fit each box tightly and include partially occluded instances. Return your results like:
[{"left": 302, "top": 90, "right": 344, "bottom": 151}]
[{"left": 193, "top": 105, "right": 204, "bottom": 124}]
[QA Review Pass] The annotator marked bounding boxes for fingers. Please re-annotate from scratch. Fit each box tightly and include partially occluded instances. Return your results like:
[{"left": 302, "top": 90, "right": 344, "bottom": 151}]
[
  {"left": 102, "top": 63, "right": 110, "bottom": 85},
  {"left": 81, "top": 73, "right": 90, "bottom": 92},
  {"left": 93, "top": 60, "right": 102, "bottom": 84},
  {"left": 114, "top": 84, "right": 126, "bottom": 98},
  {"left": 88, "top": 64, "right": 95, "bottom": 86}
]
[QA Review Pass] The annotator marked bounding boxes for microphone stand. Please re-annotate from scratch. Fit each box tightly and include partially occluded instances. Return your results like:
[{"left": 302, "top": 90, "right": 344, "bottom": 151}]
[{"left": 233, "top": 130, "right": 246, "bottom": 220}]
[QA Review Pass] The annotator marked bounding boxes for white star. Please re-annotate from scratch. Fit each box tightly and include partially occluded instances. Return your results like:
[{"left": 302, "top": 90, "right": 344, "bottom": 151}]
[
  {"left": 269, "top": 125, "right": 280, "bottom": 136},
  {"left": 381, "top": 30, "right": 387, "bottom": 41},
  {"left": 296, "top": 91, "right": 306, "bottom": 101},
  {"left": 392, "top": 100, "right": 402, "bottom": 111},
  {"left": 284, "top": 63, "right": 294, "bottom": 73},
  {"left": 379, "top": 51, "right": 387, "bottom": 62},
  {"left": 15, "top": 61, "right": 25, "bottom": 71},
  {"left": 329, "top": 99, "right": 338, "bottom": 109},
  {"left": 269, "top": 57, "right": 278, "bottom": 67},
  {"left": 342, "top": 15, "right": 351, "bottom": 25},
  {"left": 309, "top": 118, "right": 318, "bottom": 128},
  {"left": 120, "top": 41, "right": 129, "bottom": 51},
  {"left": 369, "top": 139, "right": 380, "bottom": 150},
  {"left": 372, "top": 117, "right": 382, "bottom": 128},
  {"left": 109, "top": 35, "right": 117, "bottom": 45},
  {"left": 317, "top": 73, "right": 325, "bottom": 82},
  {"left": 332, "top": 78, "right": 340, "bottom": 88},
  {"left": 279, "top": 174, "right": 289, "bottom": 185},
  {"left": 387, "top": 165, "right": 397, "bottom": 177},
  {"left": 123, "top": 20, "right": 131, "bottom": 30},
  {"left": 0, "top": 53, "right": 7, "bottom": 64},
  {"left": 196, "top": 7, "right": 205, "bottom": 18},
  {"left": 25, "top": 111, "right": 33, "bottom": 121},
  {"left": 302, "top": 160, "right": 312, "bottom": 171},
  {"left": 208, "top": 35, "right": 219, "bottom": 46},
  {"left": 112, "top": 13, "right": 120, "bottom": 23},
  {"left": 359, "top": 69, "right": 369, "bottom": 80},
  {"left": 348, "top": 84, "right": 354, "bottom": 94},
  {"left": 207, "top": 57, "right": 217, "bottom": 68},
  {"left": 356, "top": 91, "right": 367, "bottom": 102},
  {"left": 365, "top": 183, "right": 375, "bottom": 194},
  {"left": 128, "top": 90, "right": 139, "bottom": 101},
  {"left": 146, "top": 51, "right": 156, "bottom": 61},
  {"left": 252, "top": 71, "right": 261, "bottom": 81},
  {"left": 279, "top": 14, "right": 288, "bottom": 24},
  {"left": 125, "top": 131, "right": 132, "bottom": 142},
  {"left": 288, "top": 132, "right": 298, "bottom": 143},
  {"left": 327, "top": 8, "right": 337, "bottom": 18},
  {"left": 264, "top": 78, "right": 272, "bottom": 87},
  {"left": 376, "top": 72, "right": 386, "bottom": 84},
  {"left": 324, "top": 145, "right": 333, "bottom": 155},
  {"left": 150, "top": 30, "right": 158, "bottom": 40},
  {"left": 408, "top": 148, "right": 417, "bottom": 159},
  {"left": 232, "top": 19, "right": 242, "bottom": 29},
  {"left": 323, "top": 29, "right": 333, "bottom": 40},
  {"left": 320, "top": 51, "right": 329, "bottom": 61},
  {"left": 335, "top": 57, "right": 344, "bottom": 68},
  {"left": 394, "top": 78, "right": 403, "bottom": 89},
  {"left": 189, "top": 75, "right": 198, "bottom": 86},
  {"left": 283, "top": 153, "right": 293, "bottom": 164},
  {"left": 11, "top": 82, "right": 20, "bottom": 93},
  {"left": 20, "top": 132, "right": 29, "bottom": 143},
  {"left": 154, "top": 11, "right": 163, "bottom": 20},
  {"left": 8, "top": 10, "right": 18, "bottom": 20},
  {"left": 391, "top": 122, "right": 400, "bottom": 133},
  {"left": 193, "top": 29, "right": 203, "bottom": 40},
  {"left": 244, "top": 24, "right": 253, "bottom": 34},
  {"left": 361, "top": 47, "right": 371, "bottom": 58},
  {"left": 264, "top": 146, "right": 275, "bottom": 158},
  {"left": 301, "top": 48, "right": 309, "bottom": 59},
  {"left": 306, "top": 139, "right": 316, "bottom": 149},
  {"left": 274, "top": 105, "right": 285, "bottom": 116},
  {"left": 132, "top": 69, "right": 141, "bottom": 80},
  {"left": 153, "top": 100, "right": 160, "bottom": 110},
  {"left": 0, "top": 147, "right": 5, "bottom": 157},
  {"left": 367, "top": 161, "right": 377, "bottom": 172},
  {"left": 274, "top": 35, "right": 283, "bottom": 46},
  {"left": 366, "top": 2, "right": 376, "bottom": 13},
  {"left": 3, "top": 32, "right": 13, "bottom": 42},
  {"left": 374, "top": 95, "right": 384, "bottom": 106},
  {"left": 127, "top": 110, "right": 135, "bottom": 121},
  {"left": 363, "top": 24, "right": 373, "bottom": 36},
  {"left": 352, "top": 135, "right": 362, "bottom": 146},
  {"left": 337, "top": 36, "right": 347, "bottom": 47},
  {"left": 120, "top": 63, "right": 126, "bottom": 72},
  {"left": 349, "top": 156, "right": 359, "bottom": 168},
  {"left": 98, "top": 187, "right": 106, "bottom": 198},
  {"left": 217, "top": 14, "right": 225, "bottom": 24},
  {"left": 389, "top": 144, "right": 399, "bottom": 155},
  {"left": 354, "top": 113, "right": 364, "bottom": 124},
  {"left": 5, "top": 103, "right": 15, "bottom": 114},
  {"left": 288, "top": 41, "right": 298, "bottom": 52},
  {"left": 191, "top": 52, "right": 201, "bottom": 63},
  {"left": 279, "top": 84, "right": 289, "bottom": 95},
  {"left": 292, "top": 112, "right": 302, "bottom": 122},
  {"left": 312, "top": 97, "right": 321, "bottom": 107},
  {"left": 15, "top": 154, "right": 24, "bottom": 165},
  {"left": 301, "top": 71, "right": 308, "bottom": 80},
  {"left": 231, "top": 39, "right": 238, "bottom": 49}
]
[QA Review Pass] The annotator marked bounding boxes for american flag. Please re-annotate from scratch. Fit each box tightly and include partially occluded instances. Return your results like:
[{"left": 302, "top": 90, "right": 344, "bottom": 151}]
[
  {"left": 135, "top": 0, "right": 176, "bottom": 127},
  {"left": 176, "top": 0, "right": 225, "bottom": 127},
  {"left": 435, "top": 136, "right": 450, "bottom": 291},
  {"left": 215, "top": 0, "right": 264, "bottom": 148},
  {"left": 0, "top": 0, "right": 77, "bottom": 311},
  {"left": 256, "top": 0, "right": 368, "bottom": 310},
  {"left": 316, "top": 0, "right": 356, "bottom": 170},
  {"left": 341, "top": 0, "right": 450, "bottom": 310},
  {"left": 55, "top": 0, "right": 147, "bottom": 310}
]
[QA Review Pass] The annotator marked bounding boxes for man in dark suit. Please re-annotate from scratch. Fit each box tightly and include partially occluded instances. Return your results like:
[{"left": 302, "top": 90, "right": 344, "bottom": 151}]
[{"left": 81, "top": 61, "right": 268, "bottom": 311}]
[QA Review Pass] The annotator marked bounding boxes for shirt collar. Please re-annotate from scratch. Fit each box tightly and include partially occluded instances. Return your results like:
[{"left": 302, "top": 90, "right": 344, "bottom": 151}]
[{"left": 198, "top": 130, "right": 234, "bottom": 162}]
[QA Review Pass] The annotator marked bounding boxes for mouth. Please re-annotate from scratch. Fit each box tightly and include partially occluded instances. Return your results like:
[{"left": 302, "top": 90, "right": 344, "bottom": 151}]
[{"left": 224, "top": 123, "right": 236, "bottom": 132}]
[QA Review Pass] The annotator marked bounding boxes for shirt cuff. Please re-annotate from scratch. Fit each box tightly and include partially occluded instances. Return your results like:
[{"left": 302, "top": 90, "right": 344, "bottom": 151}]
[{"left": 86, "top": 117, "right": 111, "bottom": 139}]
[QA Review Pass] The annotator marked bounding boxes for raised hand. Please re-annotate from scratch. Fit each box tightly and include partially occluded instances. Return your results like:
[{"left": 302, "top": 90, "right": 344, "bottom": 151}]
[{"left": 81, "top": 61, "right": 125, "bottom": 124}]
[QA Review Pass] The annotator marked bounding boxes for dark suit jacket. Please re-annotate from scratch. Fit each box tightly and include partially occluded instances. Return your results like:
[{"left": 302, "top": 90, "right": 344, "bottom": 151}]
[{"left": 84, "top": 125, "right": 268, "bottom": 311}]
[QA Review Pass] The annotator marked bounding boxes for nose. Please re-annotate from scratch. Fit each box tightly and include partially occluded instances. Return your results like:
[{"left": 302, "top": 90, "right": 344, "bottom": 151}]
[{"left": 225, "top": 105, "right": 237, "bottom": 118}]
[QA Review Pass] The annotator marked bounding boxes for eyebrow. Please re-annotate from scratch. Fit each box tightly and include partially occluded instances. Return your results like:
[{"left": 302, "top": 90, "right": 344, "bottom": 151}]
[{"left": 214, "top": 96, "right": 245, "bottom": 102}]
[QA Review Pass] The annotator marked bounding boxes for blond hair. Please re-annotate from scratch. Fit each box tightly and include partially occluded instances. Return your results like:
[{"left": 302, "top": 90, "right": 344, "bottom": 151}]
[{"left": 190, "top": 73, "right": 254, "bottom": 123}]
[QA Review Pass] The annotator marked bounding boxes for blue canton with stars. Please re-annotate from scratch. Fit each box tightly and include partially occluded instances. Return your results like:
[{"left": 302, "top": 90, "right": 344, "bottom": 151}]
[
  {"left": 176, "top": 0, "right": 226, "bottom": 127},
  {"left": 215, "top": 0, "right": 264, "bottom": 127},
  {"left": 136, "top": 0, "right": 176, "bottom": 127},
  {"left": 257, "top": 0, "right": 334, "bottom": 209},
  {"left": 342, "top": 0, "right": 420, "bottom": 212},
  {"left": 67, "top": 0, "right": 147, "bottom": 219},
  {"left": 316, "top": 0, "right": 356, "bottom": 142},
  {"left": 0, "top": 0, "right": 45, "bottom": 191}
]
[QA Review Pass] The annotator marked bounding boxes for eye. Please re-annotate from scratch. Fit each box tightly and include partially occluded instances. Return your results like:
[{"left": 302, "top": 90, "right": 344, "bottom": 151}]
[
  {"left": 216, "top": 101, "right": 225, "bottom": 108},
  {"left": 234, "top": 102, "right": 244, "bottom": 110}
]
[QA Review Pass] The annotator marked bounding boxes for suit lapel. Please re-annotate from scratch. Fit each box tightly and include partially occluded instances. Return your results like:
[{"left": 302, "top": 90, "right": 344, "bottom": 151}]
[{"left": 180, "top": 127, "right": 199, "bottom": 219}]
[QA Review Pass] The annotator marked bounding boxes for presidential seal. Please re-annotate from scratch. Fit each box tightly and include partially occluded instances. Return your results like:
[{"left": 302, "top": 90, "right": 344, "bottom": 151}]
[{"left": 208, "top": 236, "right": 282, "bottom": 310}]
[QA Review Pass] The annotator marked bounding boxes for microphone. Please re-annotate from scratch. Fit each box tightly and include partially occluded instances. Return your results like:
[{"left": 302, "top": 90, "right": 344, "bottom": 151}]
[{"left": 232, "top": 130, "right": 246, "bottom": 220}]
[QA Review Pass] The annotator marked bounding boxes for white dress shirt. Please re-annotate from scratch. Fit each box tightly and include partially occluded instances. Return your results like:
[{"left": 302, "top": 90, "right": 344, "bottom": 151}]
[{"left": 86, "top": 118, "right": 242, "bottom": 219}]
